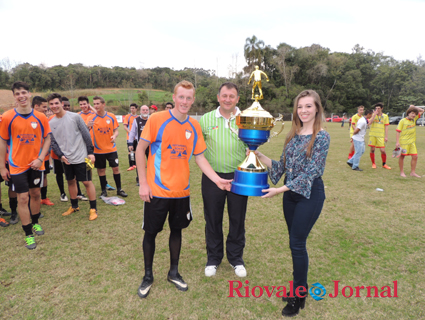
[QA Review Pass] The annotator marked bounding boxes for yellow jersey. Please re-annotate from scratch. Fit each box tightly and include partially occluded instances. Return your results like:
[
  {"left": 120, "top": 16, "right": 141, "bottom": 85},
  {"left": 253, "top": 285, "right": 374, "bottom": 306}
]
[
  {"left": 369, "top": 113, "right": 389, "bottom": 138},
  {"left": 396, "top": 115, "right": 419, "bottom": 145}
]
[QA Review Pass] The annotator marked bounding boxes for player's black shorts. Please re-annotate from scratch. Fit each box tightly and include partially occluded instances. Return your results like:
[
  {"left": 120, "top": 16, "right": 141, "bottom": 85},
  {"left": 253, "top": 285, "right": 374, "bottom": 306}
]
[
  {"left": 53, "top": 159, "right": 64, "bottom": 175},
  {"left": 63, "top": 162, "right": 92, "bottom": 182},
  {"left": 132, "top": 140, "right": 149, "bottom": 159},
  {"left": 94, "top": 152, "right": 119, "bottom": 169},
  {"left": 127, "top": 141, "right": 133, "bottom": 149},
  {"left": 143, "top": 197, "right": 192, "bottom": 234},
  {"left": 9, "top": 169, "right": 44, "bottom": 193},
  {"left": 44, "top": 160, "right": 50, "bottom": 174}
]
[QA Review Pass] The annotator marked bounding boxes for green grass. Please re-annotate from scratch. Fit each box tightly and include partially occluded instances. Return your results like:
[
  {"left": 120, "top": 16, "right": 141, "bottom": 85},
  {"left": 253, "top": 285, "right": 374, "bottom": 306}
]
[{"left": 0, "top": 122, "right": 424, "bottom": 319}]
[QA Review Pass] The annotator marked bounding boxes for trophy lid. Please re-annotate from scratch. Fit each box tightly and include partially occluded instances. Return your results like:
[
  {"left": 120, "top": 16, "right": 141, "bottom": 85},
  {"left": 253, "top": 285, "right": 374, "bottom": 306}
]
[{"left": 239, "top": 101, "right": 273, "bottom": 119}]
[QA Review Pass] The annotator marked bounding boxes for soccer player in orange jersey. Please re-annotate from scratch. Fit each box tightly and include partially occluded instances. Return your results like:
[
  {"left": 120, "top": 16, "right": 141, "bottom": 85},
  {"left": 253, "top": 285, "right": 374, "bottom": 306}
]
[
  {"left": 0, "top": 82, "right": 51, "bottom": 249},
  {"left": 135, "top": 80, "right": 232, "bottom": 299},
  {"left": 91, "top": 96, "right": 127, "bottom": 198},
  {"left": 32, "top": 96, "right": 54, "bottom": 207}
]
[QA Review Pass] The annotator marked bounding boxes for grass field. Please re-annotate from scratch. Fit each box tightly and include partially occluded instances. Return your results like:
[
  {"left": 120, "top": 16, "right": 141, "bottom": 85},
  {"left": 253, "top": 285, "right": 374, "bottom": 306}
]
[{"left": 0, "top": 122, "right": 424, "bottom": 320}]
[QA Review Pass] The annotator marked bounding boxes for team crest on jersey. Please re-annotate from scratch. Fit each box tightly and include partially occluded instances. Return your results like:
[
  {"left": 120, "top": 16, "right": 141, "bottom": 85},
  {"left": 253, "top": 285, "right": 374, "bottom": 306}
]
[
  {"left": 33, "top": 178, "right": 40, "bottom": 185},
  {"left": 17, "top": 134, "right": 36, "bottom": 145},
  {"left": 31, "top": 122, "right": 38, "bottom": 129},
  {"left": 106, "top": 119, "right": 111, "bottom": 124},
  {"left": 168, "top": 144, "right": 188, "bottom": 159},
  {"left": 185, "top": 130, "right": 192, "bottom": 140}
]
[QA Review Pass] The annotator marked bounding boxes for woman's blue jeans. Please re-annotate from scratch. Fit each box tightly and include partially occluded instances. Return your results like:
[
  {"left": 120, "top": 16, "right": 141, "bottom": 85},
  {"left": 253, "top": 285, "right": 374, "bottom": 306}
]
[{"left": 283, "top": 177, "right": 325, "bottom": 290}]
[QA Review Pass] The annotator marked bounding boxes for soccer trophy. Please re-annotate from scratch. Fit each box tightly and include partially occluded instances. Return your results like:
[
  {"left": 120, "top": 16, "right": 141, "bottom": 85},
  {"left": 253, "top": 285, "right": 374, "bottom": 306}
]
[{"left": 228, "top": 66, "right": 284, "bottom": 196}]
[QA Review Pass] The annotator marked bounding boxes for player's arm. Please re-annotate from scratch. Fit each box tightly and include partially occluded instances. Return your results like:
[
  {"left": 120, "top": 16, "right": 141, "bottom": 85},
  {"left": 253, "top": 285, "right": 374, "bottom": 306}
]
[
  {"left": 395, "top": 131, "right": 401, "bottom": 148},
  {"left": 385, "top": 124, "right": 389, "bottom": 142},
  {"left": 123, "top": 123, "right": 130, "bottom": 134},
  {"left": 195, "top": 153, "right": 232, "bottom": 191},
  {"left": 111, "top": 128, "right": 119, "bottom": 143},
  {"left": 135, "top": 139, "right": 152, "bottom": 202},
  {"left": 368, "top": 111, "right": 377, "bottom": 125},
  {"left": 77, "top": 116, "right": 95, "bottom": 163},
  {"left": 30, "top": 134, "right": 51, "bottom": 170},
  {"left": 353, "top": 127, "right": 361, "bottom": 135},
  {"left": 128, "top": 120, "right": 138, "bottom": 151},
  {"left": 0, "top": 139, "right": 10, "bottom": 181}
]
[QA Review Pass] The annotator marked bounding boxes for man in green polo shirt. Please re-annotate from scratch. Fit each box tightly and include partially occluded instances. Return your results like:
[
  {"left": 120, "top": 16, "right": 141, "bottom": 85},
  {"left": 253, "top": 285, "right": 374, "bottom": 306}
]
[{"left": 199, "top": 82, "right": 248, "bottom": 278}]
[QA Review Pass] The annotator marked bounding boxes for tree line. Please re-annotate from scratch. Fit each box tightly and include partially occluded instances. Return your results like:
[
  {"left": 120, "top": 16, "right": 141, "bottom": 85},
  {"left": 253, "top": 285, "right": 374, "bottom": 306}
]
[{"left": 1, "top": 36, "right": 424, "bottom": 116}]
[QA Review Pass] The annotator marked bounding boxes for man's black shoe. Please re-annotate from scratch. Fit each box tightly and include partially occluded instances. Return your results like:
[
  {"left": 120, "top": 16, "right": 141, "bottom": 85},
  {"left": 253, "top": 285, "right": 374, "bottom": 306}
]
[
  {"left": 167, "top": 272, "right": 188, "bottom": 291},
  {"left": 346, "top": 161, "right": 353, "bottom": 167},
  {"left": 0, "top": 207, "right": 11, "bottom": 216},
  {"left": 117, "top": 189, "right": 128, "bottom": 197},
  {"left": 352, "top": 167, "right": 363, "bottom": 171},
  {"left": 137, "top": 275, "right": 154, "bottom": 299},
  {"left": 10, "top": 211, "right": 19, "bottom": 224},
  {"left": 99, "top": 190, "right": 107, "bottom": 199}
]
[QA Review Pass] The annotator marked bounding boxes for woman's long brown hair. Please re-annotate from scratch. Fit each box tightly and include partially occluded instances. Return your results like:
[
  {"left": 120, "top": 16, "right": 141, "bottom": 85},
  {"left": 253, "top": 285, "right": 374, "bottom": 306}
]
[{"left": 284, "top": 90, "right": 324, "bottom": 158}]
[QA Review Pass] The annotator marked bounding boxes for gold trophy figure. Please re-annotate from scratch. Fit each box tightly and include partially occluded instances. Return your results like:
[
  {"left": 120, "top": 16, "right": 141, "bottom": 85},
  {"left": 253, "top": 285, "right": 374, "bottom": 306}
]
[
  {"left": 228, "top": 68, "right": 283, "bottom": 196},
  {"left": 248, "top": 65, "right": 269, "bottom": 100}
]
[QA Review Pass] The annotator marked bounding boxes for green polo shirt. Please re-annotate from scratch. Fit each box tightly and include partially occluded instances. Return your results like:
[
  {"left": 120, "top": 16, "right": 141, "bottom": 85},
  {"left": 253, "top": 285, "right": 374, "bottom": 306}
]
[{"left": 199, "top": 107, "right": 247, "bottom": 173}]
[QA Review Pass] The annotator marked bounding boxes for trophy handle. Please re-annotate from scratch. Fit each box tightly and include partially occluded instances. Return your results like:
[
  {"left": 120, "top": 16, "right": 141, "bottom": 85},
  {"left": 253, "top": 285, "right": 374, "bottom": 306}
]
[
  {"left": 270, "top": 114, "right": 284, "bottom": 138},
  {"left": 227, "top": 112, "right": 239, "bottom": 136}
]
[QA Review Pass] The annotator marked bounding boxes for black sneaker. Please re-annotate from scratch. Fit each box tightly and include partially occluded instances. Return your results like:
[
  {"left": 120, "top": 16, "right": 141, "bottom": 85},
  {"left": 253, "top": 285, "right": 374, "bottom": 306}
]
[
  {"left": 167, "top": 272, "right": 188, "bottom": 291},
  {"left": 0, "top": 207, "right": 11, "bottom": 216},
  {"left": 117, "top": 189, "right": 128, "bottom": 197},
  {"left": 352, "top": 167, "right": 363, "bottom": 171},
  {"left": 137, "top": 275, "right": 154, "bottom": 299},
  {"left": 10, "top": 211, "right": 19, "bottom": 225},
  {"left": 99, "top": 190, "right": 107, "bottom": 199},
  {"left": 346, "top": 161, "right": 353, "bottom": 167}
]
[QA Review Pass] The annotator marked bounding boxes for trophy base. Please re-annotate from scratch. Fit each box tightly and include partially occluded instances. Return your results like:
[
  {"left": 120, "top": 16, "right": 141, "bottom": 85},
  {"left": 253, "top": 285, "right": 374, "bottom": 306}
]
[{"left": 231, "top": 169, "right": 269, "bottom": 197}]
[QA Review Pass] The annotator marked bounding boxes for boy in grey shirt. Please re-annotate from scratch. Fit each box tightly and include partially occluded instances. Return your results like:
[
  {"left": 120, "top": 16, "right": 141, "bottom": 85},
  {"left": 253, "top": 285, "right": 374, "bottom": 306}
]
[{"left": 48, "top": 93, "right": 98, "bottom": 221}]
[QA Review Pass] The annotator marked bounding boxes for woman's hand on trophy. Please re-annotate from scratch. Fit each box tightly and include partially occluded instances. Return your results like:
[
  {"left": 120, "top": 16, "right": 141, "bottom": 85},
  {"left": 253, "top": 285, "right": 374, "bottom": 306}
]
[
  {"left": 246, "top": 148, "right": 262, "bottom": 157},
  {"left": 261, "top": 188, "right": 279, "bottom": 198}
]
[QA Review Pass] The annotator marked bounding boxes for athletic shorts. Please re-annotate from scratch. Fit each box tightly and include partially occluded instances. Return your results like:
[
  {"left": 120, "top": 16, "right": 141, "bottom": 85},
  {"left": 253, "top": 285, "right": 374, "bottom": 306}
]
[
  {"left": 368, "top": 136, "right": 385, "bottom": 148},
  {"left": 53, "top": 159, "right": 64, "bottom": 175},
  {"left": 94, "top": 152, "right": 119, "bottom": 169},
  {"left": 44, "top": 160, "right": 51, "bottom": 174},
  {"left": 133, "top": 140, "right": 149, "bottom": 159},
  {"left": 63, "top": 162, "right": 92, "bottom": 182},
  {"left": 400, "top": 143, "right": 417, "bottom": 156},
  {"left": 9, "top": 169, "right": 44, "bottom": 193},
  {"left": 143, "top": 197, "right": 192, "bottom": 234},
  {"left": 127, "top": 142, "right": 133, "bottom": 149}
]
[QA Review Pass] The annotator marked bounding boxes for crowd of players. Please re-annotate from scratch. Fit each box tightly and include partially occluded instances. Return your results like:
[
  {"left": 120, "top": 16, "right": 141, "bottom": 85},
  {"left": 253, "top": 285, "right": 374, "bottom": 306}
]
[
  {"left": 347, "top": 103, "right": 424, "bottom": 175},
  {"left": 0, "top": 81, "right": 170, "bottom": 249}
]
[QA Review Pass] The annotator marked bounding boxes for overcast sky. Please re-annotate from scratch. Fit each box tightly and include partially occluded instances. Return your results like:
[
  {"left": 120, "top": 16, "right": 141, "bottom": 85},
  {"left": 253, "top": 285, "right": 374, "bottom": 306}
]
[{"left": 1, "top": 0, "right": 424, "bottom": 77}]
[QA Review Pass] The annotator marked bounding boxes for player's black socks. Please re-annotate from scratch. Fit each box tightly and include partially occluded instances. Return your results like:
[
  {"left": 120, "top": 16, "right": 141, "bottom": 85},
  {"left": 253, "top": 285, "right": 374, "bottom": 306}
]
[
  {"left": 143, "top": 231, "right": 158, "bottom": 272},
  {"left": 128, "top": 154, "right": 132, "bottom": 167},
  {"left": 99, "top": 175, "right": 107, "bottom": 191},
  {"left": 71, "top": 198, "right": 78, "bottom": 209},
  {"left": 22, "top": 223, "right": 33, "bottom": 236},
  {"left": 41, "top": 186, "right": 47, "bottom": 200},
  {"left": 56, "top": 174, "right": 65, "bottom": 194},
  {"left": 9, "top": 197, "right": 17, "bottom": 213},
  {"left": 89, "top": 200, "right": 96, "bottom": 210},
  {"left": 31, "top": 213, "right": 41, "bottom": 225},
  {"left": 169, "top": 228, "right": 182, "bottom": 276},
  {"left": 77, "top": 182, "right": 83, "bottom": 196},
  {"left": 113, "top": 173, "right": 121, "bottom": 190}
]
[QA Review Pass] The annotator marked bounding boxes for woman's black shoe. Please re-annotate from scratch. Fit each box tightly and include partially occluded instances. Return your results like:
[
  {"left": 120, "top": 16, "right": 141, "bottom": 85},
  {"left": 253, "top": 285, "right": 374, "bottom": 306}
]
[{"left": 282, "top": 296, "right": 306, "bottom": 317}]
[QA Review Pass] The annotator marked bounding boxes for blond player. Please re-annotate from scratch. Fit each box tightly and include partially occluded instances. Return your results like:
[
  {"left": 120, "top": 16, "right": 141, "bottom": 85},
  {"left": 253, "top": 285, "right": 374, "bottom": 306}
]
[
  {"left": 368, "top": 102, "right": 391, "bottom": 169},
  {"left": 396, "top": 105, "right": 424, "bottom": 177},
  {"left": 348, "top": 106, "right": 364, "bottom": 159}
]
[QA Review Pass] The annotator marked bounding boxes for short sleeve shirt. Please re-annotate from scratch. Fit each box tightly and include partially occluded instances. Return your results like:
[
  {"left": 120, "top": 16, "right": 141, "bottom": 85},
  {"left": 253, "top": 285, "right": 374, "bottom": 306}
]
[
  {"left": 350, "top": 114, "right": 362, "bottom": 135},
  {"left": 140, "top": 111, "right": 206, "bottom": 198},
  {"left": 78, "top": 111, "right": 95, "bottom": 125},
  {"left": 124, "top": 114, "right": 138, "bottom": 141},
  {"left": 396, "top": 115, "right": 419, "bottom": 145},
  {"left": 91, "top": 112, "right": 119, "bottom": 154},
  {"left": 369, "top": 114, "right": 389, "bottom": 138},
  {"left": 0, "top": 109, "right": 51, "bottom": 174}
]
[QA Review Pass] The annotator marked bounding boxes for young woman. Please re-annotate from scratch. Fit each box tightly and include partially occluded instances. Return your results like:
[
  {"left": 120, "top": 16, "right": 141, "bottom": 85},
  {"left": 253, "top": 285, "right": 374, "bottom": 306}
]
[{"left": 255, "top": 90, "right": 330, "bottom": 317}]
